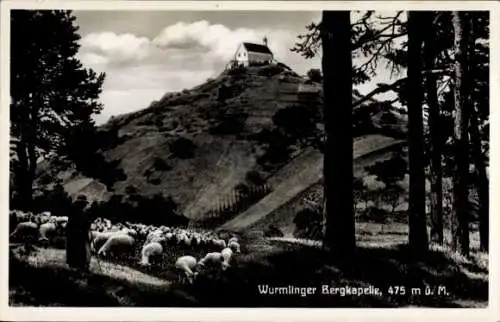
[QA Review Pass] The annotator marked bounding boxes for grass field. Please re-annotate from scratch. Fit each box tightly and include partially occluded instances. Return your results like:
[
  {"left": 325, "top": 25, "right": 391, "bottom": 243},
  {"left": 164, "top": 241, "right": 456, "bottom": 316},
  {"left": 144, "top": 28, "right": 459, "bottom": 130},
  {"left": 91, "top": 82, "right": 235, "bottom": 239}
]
[{"left": 9, "top": 221, "right": 488, "bottom": 308}]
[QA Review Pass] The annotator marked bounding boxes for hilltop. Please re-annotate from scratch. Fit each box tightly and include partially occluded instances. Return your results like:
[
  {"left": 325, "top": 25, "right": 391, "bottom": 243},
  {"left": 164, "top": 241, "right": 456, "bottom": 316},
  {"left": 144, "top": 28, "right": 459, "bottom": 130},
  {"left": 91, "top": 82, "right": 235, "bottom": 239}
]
[{"left": 37, "top": 62, "right": 408, "bottom": 227}]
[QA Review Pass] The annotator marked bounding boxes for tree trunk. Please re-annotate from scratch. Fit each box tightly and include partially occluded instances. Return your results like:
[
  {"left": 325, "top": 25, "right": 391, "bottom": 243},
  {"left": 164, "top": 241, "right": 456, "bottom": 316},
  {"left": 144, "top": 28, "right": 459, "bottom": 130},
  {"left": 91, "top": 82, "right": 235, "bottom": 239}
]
[
  {"left": 470, "top": 106, "right": 489, "bottom": 251},
  {"left": 407, "top": 12, "right": 429, "bottom": 255},
  {"left": 14, "top": 139, "right": 34, "bottom": 211},
  {"left": 320, "top": 11, "right": 355, "bottom": 257},
  {"left": 423, "top": 12, "right": 444, "bottom": 245},
  {"left": 467, "top": 16, "right": 489, "bottom": 252},
  {"left": 451, "top": 11, "right": 471, "bottom": 256}
]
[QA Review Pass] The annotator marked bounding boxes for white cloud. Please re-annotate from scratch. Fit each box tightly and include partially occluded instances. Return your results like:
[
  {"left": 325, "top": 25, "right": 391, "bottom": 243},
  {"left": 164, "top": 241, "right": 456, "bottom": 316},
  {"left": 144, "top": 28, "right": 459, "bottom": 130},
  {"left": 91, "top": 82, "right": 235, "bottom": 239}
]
[
  {"left": 152, "top": 20, "right": 293, "bottom": 64},
  {"left": 79, "top": 31, "right": 151, "bottom": 66}
]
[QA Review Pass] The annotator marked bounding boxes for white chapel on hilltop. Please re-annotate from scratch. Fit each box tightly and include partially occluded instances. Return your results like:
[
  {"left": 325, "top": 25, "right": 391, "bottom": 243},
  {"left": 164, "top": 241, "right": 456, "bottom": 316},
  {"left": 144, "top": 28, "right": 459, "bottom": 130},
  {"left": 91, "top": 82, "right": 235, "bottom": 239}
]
[{"left": 233, "top": 37, "right": 274, "bottom": 67}]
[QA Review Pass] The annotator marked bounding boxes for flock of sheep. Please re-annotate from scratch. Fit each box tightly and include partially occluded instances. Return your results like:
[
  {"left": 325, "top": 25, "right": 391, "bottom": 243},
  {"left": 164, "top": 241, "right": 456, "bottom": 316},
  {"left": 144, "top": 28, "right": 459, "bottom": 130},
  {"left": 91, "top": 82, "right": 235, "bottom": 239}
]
[{"left": 9, "top": 210, "right": 242, "bottom": 284}]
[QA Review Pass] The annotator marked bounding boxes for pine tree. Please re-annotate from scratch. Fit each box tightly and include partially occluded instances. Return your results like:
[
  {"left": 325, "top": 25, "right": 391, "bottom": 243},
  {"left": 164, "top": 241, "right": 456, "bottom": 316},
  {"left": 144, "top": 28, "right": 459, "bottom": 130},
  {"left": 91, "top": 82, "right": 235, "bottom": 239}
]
[{"left": 10, "top": 10, "right": 105, "bottom": 210}]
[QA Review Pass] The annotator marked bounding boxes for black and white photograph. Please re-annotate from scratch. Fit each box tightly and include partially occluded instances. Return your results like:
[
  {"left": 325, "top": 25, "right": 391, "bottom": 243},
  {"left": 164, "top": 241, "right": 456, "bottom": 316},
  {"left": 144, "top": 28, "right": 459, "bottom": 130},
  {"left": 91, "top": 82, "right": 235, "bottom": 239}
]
[{"left": 1, "top": 0, "right": 499, "bottom": 320}]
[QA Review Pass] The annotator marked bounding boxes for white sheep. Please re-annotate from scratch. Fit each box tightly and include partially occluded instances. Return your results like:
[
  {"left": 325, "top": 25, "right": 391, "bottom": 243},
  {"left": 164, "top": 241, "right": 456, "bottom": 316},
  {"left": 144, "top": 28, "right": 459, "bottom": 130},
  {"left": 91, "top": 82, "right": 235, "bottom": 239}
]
[
  {"left": 139, "top": 242, "right": 163, "bottom": 266},
  {"left": 221, "top": 247, "right": 233, "bottom": 271},
  {"left": 212, "top": 239, "right": 226, "bottom": 250},
  {"left": 36, "top": 212, "right": 51, "bottom": 225},
  {"left": 228, "top": 236, "right": 239, "bottom": 244},
  {"left": 228, "top": 240, "right": 241, "bottom": 253},
  {"left": 97, "top": 234, "right": 135, "bottom": 257},
  {"left": 197, "top": 252, "right": 224, "bottom": 271},
  {"left": 146, "top": 230, "right": 163, "bottom": 243},
  {"left": 38, "top": 222, "right": 57, "bottom": 244},
  {"left": 175, "top": 255, "right": 199, "bottom": 284},
  {"left": 181, "top": 234, "right": 192, "bottom": 247},
  {"left": 10, "top": 221, "right": 39, "bottom": 242},
  {"left": 90, "top": 231, "right": 126, "bottom": 252}
]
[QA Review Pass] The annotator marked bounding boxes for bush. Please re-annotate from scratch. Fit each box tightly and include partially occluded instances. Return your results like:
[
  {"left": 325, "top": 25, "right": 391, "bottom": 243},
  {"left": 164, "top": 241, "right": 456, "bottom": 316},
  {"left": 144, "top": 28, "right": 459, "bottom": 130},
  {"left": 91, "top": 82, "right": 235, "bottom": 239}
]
[
  {"left": 234, "top": 183, "right": 250, "bottom": 194},
  {"left": 264, "top": 224, "right": 284, "bottom": 238},
  {"left": 169, "top": 137, "right": 196, "bottom": 159},
  {"left": 125, "top": 185, "right": 138, "bottom": 195},
  {"left": 86, "top": 192, "right": 187, "bottom": 227},
  {"left": 209, "top": 113, "right": 247, "bottom": 136},
  {"left": 227, "top": 65, "right": 246, "bottom": 77},
  {"left": 150, "top": 178, "right": 161, "bottom": 185},
  {"left": 306, "top": 68, "right": 322, "bottom": 83},
  {"left": 293, "top": 207, "right": 323, "bottom": 240},
  {"left": 31, "top": 184, "right": 73, "bottom": 217},
  {"left": 257, "top": 65, "right": 283, "bottom": 77},
  {"left": 245, "top": 170, "right": 265, "bottom": 186},
  {"left": 152, "top": 157, "right": 172, "bottom": 172},
  {"left": 272, "top": 105, "right": 318, "bottom": 140}
]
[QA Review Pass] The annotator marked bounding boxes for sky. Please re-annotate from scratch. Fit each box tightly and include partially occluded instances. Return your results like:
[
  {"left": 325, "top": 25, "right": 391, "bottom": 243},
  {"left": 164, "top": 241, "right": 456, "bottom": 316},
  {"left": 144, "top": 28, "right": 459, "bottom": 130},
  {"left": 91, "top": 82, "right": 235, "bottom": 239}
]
[{"left": 73, "top": 11, "right": 402, "bottom": 125}]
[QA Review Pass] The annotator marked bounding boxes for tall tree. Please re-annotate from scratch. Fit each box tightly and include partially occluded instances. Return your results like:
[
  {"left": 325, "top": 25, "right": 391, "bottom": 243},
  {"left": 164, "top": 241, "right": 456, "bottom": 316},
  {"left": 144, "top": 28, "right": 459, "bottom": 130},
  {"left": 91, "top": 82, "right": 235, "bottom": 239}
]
[
  {"left": 450, "top": 11, "right": 471, "bottom": 256},
  {"left": 320, "top": 11, "right": 355, "bottom": 256},
  {"left": 407, "top": 12, "right": 429, "bottom": 254},
  {"left": 467, "top": 13, "right": 489, "bottom": 252},
  {"left": 423, "top": 12, "right": 444, "bottom": 245},
  {"left": 10, "top": 10, "right": 105, "bottom": 210}
]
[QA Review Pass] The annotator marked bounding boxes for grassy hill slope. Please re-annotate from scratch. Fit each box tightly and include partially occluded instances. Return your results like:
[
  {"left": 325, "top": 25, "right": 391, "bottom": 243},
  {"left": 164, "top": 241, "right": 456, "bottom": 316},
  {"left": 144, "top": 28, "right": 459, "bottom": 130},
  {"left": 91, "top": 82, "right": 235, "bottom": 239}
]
[
  {"left": 219, "top": 134, "right": 405, "bottom": 233},
  {"left": 41, "top": 63, "right": 407, "bottom": 224}
]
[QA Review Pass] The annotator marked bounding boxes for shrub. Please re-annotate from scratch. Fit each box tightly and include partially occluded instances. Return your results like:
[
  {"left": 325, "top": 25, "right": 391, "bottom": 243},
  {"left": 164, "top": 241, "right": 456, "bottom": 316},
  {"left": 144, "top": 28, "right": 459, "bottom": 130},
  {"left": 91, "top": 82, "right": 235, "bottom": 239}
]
[
  {"left": 169, "top": 137, "right": 196, "bottom": 159},
  {"left": 87, "top": 192, "right": 186, "bottom": 227},
  {"left": 152, "top": 157, "right": 172, "bottom": 172},
  {"left": 125, "top": 185, "right": 138, "bottom": 195},
  {"left": 306, "top": 68, "right": 322, "bottom": 83},
  {"left": 209, "top": 113, "right": 247, "bottom": 136},
  {"left": 31, "top": 183, "right": 73, "bottom": 217},
  {"left": 293, "top": 207, "right": 323, "bottom": 240},
  {"left": 150, "top": 178, "right": 161, "bottom": 185},
  {"left": 258, "top": 64, "right": 283, "bottom": 77},
  {"left": 272, "top": 105, "right": 318, "bottom": 140},
  {"left": 264, "top": 224, "right": 284, "bottom": 238},
  {"left": 227, "top": 65, "right": 246, "bottom": 77},
  {"left": 234, "top": 183, "right": 250, "bottom": 194},
  {"left": 245, "top": 170, "right": 265, "bottom": 186}
]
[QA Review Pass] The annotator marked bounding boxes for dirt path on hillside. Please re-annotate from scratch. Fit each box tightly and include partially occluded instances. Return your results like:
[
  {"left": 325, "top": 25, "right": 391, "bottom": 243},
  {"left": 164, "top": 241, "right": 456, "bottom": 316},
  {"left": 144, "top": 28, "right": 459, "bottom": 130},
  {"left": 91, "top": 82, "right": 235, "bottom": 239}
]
[{"left": 219, "top": 135, "right": 404, "bottom": 232}]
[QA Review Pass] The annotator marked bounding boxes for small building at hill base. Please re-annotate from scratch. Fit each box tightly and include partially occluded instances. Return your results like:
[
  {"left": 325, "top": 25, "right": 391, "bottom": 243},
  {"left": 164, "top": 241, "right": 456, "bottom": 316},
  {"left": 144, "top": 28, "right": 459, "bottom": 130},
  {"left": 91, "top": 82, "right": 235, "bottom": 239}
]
[{"left": 233, "top": 42, "right": 274, "bottom": 67}]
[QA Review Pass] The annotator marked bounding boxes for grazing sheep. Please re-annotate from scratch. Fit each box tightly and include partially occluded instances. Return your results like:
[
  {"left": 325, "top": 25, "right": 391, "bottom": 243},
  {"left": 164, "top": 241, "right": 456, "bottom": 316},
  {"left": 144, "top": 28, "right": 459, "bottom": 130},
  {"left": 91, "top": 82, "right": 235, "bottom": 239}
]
[
  {"left": 228, "top": 240, "right": 241, "bottom": 253},
  {"left": 97, "top": 234, "right": 135, "bottom": 257},
  {"left": 181, "top": 234, "right": 192, "bottom": 247},
  {"left": 10, "top": 221, "right": 39, "bottom": 242},
  {"left": 197, "top": 252, "right": 224, "bottom": 270},
  {"left": 139, "top": 242, "right": 163, "bottom": 266},
  {"left": 175, "top": 255, "right": 199, "bottom": 284},
  {"left": 228, "top": 236, "right": 238, "bottom": 244},
  {"left": 212, "top": 239, "right": 226, "bottom": 250},
  {"left": 221, "top": 247, "right": 233, "bottom": 271},
  {"left": 90, "top": 231, "right": 125, "bottom": 252},
  {"left": 36, "top": 213, "right": 51, "bottom": 225},
  {"left": 38, "top": 222, "right": 57, "bottom": 244},
  {"left": 146, "top": 230, "right": 163, "bottom": 242}
]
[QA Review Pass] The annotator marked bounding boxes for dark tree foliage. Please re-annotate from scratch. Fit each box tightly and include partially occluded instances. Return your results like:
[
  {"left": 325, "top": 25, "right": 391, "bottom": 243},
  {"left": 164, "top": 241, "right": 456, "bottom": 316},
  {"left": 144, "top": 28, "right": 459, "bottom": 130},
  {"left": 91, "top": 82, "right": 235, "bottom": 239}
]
[
  {"left": 169, "top": 137, "right": 197, "bottom": 159},
  {"left": 307, "top": 68, "right": 323, "bottom": 83},
  {"left": 366, "top": 150, "right": 408, "bottom": 186},
  {"left": 10, "top": 10, "right": 105, "bottom": 209},
  {"left": 86, "top": 193, "right": 187, "bottom": 227},
  {"left": 294, "top": 207, "right": 323, "bottom": 240},
  {"left": 272, "top": 105, "right": 319, "bottom": 141}
]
